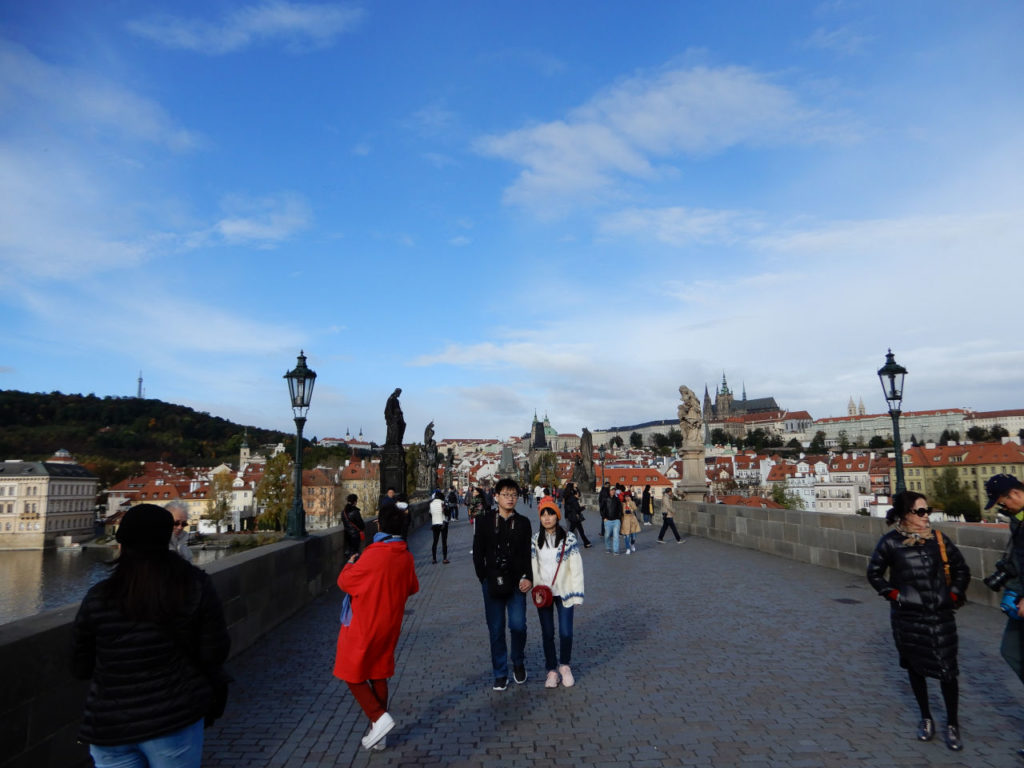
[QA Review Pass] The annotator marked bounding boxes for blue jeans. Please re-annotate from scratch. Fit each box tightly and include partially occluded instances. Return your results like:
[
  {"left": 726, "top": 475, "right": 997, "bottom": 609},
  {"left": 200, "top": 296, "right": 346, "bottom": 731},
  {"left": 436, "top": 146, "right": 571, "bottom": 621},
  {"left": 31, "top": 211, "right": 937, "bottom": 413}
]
[
  {"left": 624, "top": 532, "right": 636, "bottom": 549},
  {"left": 536, "top": 597, "right": 574, "bottom": 670},
  {"left": 604, "top": 518, "right": 621, "bottom": 553},
  {"left": 90, "top": 719, "right": 204, "bottom": 768},
  {"left": 480, "top": 580, "right": 527, "bottom": 678}
]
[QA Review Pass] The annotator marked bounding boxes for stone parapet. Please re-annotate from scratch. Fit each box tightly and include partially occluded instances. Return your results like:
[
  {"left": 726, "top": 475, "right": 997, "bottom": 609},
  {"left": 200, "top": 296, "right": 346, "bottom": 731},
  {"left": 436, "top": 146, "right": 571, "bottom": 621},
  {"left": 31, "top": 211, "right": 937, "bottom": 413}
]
[{"left": 675, "top": 500, "right": 1007, "bottom": 609}]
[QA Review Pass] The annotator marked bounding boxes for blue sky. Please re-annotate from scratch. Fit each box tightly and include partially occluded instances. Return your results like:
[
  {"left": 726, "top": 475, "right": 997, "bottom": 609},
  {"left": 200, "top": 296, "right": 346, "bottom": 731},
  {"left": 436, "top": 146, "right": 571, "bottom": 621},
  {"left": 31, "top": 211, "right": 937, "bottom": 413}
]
[{"left": 2, "top": 1, "right": 1023, "bottom": 444}]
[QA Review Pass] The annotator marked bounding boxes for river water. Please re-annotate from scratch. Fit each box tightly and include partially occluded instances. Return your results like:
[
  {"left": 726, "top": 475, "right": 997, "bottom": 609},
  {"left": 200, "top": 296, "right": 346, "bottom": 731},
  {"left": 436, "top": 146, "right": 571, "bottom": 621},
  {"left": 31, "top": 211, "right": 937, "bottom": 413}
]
[{"left": 0, "top": 547, "right": 231, "bottom": 626}]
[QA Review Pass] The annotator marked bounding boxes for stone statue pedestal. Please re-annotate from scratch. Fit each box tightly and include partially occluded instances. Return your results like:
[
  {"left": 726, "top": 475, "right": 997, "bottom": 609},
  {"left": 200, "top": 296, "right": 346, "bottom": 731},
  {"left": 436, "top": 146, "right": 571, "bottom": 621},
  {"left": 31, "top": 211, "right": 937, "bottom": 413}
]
[
  {"left": 675, "top": 448, "right": 706, "bottom": 501},
  {"left": 380, "top": 445, "right": 406, "bottom": 501}
]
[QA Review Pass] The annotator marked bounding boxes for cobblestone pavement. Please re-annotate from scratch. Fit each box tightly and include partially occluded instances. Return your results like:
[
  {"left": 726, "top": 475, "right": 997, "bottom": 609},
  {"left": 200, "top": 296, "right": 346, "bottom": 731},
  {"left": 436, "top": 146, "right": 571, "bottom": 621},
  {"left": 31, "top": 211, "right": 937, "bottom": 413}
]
[{"left": 204, "top": 506, "right": 1024, "bottom": 767}]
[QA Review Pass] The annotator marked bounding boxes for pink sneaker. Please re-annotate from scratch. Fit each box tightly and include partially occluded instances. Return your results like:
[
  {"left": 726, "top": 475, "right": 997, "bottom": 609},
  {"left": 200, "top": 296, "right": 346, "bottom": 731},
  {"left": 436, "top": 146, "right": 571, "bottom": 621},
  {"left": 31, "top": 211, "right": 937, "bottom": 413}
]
[
  {"left": 545, "top": 670, "right": 560, "bottom": 688},
  {"left": 559, "top": 665, "right": 575, "bottom": 687}
]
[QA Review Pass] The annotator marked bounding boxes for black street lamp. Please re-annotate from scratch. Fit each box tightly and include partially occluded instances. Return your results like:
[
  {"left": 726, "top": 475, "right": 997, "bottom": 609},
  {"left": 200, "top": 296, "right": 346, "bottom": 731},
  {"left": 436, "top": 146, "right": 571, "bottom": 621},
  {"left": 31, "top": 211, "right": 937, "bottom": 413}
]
[
  {"left": 598, "top": 446, "right": 606, "bottom": 486},
  {"left": 877, "top": 349, "right": 908, "bottom": 495},
  {"left": 284, "top": 350, "right": 317, "bottom": 538}
]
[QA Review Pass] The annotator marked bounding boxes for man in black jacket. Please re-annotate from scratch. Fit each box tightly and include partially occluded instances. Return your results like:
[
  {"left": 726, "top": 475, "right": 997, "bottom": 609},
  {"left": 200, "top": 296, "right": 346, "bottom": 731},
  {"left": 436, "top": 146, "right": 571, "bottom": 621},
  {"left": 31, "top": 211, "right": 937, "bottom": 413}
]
[{"left": 472, "top": 477, "right": 533, "bottom": 691}]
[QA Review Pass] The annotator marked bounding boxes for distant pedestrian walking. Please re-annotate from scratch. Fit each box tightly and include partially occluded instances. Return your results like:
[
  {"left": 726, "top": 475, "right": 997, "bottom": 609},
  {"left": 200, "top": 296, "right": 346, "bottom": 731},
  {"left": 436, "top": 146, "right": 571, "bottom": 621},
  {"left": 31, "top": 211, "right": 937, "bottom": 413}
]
[
  {"left": 531, "top": 497, "right": 584, "bottom": 688},
  {"left": 334, "top": 503, "right": 419, "bottom": 752},
  {"left": 621, "top": 492, "right": 641, "bottom": 554},
  {"left": 866, "top": 491, "right": 969, "bottom": 752},
  {"left": 657, "top": 488, "right": 683, "bottom": 543},
  {"left": 563, "top": 482, "right": 591, "bottom": 548},
  {"left": 640, "top": 485, "right": 654, "bottom": 526},
  {"left": 430, "top": 491, "right": 450, "bottom": 564},
  {"left": 603, "top": 486, "right": 622, "bottom": 555},
  {"left": 342, "top": 494, "right": 365, "bottom": 559}
]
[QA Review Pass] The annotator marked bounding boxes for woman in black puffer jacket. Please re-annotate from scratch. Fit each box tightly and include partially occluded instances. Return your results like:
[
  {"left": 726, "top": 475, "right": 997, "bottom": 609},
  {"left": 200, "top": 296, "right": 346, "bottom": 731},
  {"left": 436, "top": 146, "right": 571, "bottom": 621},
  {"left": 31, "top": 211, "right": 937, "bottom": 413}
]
[
  {"left": 72, "top": 504, "right": 230, "bottom": 767},
  {"left": 867, "top": 491, "right": 969, "bottom": 752}
]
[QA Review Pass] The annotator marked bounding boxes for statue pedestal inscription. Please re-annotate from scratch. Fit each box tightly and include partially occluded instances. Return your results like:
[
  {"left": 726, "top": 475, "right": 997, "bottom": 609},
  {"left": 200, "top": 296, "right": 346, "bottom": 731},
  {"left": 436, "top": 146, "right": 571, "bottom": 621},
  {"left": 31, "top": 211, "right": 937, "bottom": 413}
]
[{"left": 675, "top": 385, "right": 707, "bottom": 502}]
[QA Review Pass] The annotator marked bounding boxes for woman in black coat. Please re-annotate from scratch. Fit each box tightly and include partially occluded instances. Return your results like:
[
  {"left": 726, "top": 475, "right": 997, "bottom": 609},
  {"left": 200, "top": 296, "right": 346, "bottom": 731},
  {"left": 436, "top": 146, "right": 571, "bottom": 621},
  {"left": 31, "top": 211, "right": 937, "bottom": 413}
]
[
  {"left": 73, "top": 504, "right": 230, "bottom": 767},
  {"left": 867, "top": 491, "right": 969, "bottom": 752}
]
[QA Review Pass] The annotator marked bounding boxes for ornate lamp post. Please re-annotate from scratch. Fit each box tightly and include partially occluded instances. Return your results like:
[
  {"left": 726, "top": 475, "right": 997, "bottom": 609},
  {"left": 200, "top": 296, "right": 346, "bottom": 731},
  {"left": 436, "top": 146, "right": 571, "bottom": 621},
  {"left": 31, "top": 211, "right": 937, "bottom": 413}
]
[
  {"left": 598, "top": 446, "right": 606, "bottom": 486},
  {"left": 284, "top": 351, "right": 317, "bottom": 538},
  {"left": 877, "top": 349, "right": 908, "bottom": 495}
]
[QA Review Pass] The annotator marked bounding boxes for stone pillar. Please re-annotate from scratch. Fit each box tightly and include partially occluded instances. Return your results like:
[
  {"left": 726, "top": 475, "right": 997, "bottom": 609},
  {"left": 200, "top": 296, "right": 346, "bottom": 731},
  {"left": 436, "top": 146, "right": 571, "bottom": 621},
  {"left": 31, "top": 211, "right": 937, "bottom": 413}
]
[{"left": 380, "top": 445, "right": 406, "bottom": 503}]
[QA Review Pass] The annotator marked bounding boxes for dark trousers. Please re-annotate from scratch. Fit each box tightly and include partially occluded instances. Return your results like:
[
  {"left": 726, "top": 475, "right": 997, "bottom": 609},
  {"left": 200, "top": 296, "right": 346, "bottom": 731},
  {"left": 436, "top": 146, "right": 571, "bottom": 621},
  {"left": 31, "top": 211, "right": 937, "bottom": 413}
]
[
  {"left": 568, "top": 519, "right": 590, "bottom": 547},
  {"left": 431, "top": 523, "right": 448, "bottom": 561},
  {"left": 658, "top": 517, "right": 681, "bottom": 541},
  {"left": 536, "top": 597, "right": 574, "bottom": 670},
  {"left": 347, "top": 679, "right": 388, "bottom": 722}
]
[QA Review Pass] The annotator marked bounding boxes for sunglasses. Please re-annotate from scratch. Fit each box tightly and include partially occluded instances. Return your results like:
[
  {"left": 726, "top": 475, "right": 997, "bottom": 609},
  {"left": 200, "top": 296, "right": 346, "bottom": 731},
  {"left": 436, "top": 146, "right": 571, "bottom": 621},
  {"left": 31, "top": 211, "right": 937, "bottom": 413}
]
[
  {"left": 173, "top": 521, "right": 188, "bottom": 528},
  {"left": 910, "top": 507, "right": 931, "bottom": 517}
]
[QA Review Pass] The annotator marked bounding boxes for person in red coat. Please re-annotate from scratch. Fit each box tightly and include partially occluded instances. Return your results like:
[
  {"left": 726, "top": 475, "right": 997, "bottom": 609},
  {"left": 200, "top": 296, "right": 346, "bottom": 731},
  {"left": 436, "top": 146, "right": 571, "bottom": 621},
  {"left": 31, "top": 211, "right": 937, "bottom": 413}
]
[{"left": 333, "top": 503, "right": 419, "bottom": 751}]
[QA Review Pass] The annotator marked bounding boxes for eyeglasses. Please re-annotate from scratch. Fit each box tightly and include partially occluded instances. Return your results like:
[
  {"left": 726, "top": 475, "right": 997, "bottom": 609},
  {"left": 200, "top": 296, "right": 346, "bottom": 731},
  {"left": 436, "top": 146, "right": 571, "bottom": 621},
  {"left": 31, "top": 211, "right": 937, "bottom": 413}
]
[
  {"left": 173, "top": 521, "right": 188, "bottom": 528},
  {"left": 910, "top": 507, "right": 931, "bottom": 517}
]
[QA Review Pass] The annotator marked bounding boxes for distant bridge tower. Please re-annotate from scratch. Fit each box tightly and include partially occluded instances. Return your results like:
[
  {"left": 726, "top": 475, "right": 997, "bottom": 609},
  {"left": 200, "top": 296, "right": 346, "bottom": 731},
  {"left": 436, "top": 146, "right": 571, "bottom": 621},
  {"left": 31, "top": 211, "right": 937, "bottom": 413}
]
[{"left": 137, "top": 371, "right": 144, "bottom": 399}]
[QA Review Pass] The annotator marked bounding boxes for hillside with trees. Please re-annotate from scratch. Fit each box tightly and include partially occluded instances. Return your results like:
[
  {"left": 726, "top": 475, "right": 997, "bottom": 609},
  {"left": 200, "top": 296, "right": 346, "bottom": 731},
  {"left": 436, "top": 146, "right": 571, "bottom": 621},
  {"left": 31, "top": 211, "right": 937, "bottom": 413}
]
[{"left": 0, "top": 389, "right": 287, "bottom": 468}]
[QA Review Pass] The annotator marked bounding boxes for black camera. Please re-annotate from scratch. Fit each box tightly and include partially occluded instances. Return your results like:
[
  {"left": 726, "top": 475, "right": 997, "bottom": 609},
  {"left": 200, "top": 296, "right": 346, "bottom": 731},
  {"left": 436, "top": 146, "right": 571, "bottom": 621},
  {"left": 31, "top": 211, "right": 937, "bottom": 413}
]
[{"left": 984, "top": 558, "right": 1017, "bottom": 592}]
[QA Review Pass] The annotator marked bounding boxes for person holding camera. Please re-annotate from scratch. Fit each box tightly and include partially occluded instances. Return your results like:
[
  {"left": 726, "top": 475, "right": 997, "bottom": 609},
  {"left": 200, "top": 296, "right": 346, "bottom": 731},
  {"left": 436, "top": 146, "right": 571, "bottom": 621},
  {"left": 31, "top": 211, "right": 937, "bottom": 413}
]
[
  {"left": 867, "top": 491, "right": 970, "bottom": 751},
  {"left": 473, "top": 477, "right": 533, "bottom": 691},
  {"left": 982, "top": 473, "right": 1024, "bottom": 759}
]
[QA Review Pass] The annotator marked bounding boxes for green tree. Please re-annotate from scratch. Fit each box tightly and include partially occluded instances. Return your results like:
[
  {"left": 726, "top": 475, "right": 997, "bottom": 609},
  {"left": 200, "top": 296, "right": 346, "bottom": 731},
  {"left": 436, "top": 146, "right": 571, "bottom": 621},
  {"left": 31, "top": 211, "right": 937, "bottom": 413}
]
[
  {"left": 770, "top": 483, "right": 804, "bottom": 510},
  {"left": 938, "top": 429, "right": 961, "bottom": 444},
  {"left": 667, "top": 428, "right": 683, "bottom": 448},
  {"left": 205, "top": 471, "right": 234, "bottom": 533},
  {"left": 652, "top": 433, "right": 670, "bottom": 449},
  {"left": 966, "top": 426, "right": 989, "bottom": 442},
  {"left": 930, "top": 466, "right": 982, "bottom": 522},
  {"left": 991, "top": 424, "right": 1009, "bottom": 440},
  {"left": 838, "top": 430, "right": 850, "bottom": 451},
  {"left": 610, "top": 435, "right": 624, "bottom": 449},
  {"left": 808, "top": 431, "right": 827, "bottom": 454},
  {"left": 786, "top": 438, "right": 802, "bottom": 452},
  {"left": 629, "top": 431, "right": 643, "bottom": 449},
  {"left": 868, "top": 435, "right": 888, "bottom": 449},
  {"left": 710, "top": 428, "right": 733, "bottom": 446},
  {"left": 255, "top": 452, "right": 293, "bottom": 531},
  {"left": 405, "top": 443, "right": 421, "bottom": 494}
]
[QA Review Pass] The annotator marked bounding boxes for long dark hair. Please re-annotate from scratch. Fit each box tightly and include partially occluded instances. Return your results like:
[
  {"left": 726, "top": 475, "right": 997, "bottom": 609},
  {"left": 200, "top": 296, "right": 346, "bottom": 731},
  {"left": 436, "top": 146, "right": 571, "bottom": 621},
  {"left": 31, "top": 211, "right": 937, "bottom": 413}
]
[
  {"left": 537, "top": 519, "right": 567, "bottom": 549},
  {"left": 102, "top": 548, "right": 195, "bottom": 625},
  {"left": 885, "top": 490, "right": 927, "bottom": 526}
]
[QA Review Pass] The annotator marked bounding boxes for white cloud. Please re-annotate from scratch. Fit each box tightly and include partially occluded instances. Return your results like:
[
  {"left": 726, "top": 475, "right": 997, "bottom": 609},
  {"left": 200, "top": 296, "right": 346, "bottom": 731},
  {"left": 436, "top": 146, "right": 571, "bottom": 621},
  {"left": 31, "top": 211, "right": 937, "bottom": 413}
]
[
  {"left": 805, "top": 26, "right": 873, "bottom": 56},
  {"left": 212, "top": 193, "right": 312, "bottom": 246},
  {"left": 126, "top": 2, "right": 365, "bottom": 55},
  {"left": 475, "top": 64, "right": 855, "bottom": 212},
  {"left": 599, "top": 206, "right": 756, "bottom": 246},
  {"left": 0, "top": 147, "right": 149, "bottom": 279},
  {"left": 448, "top": 236, "right": 471, "bottom": 247},
  {"left": 0, "top": 40, "right": 200, "bottom": 151}
]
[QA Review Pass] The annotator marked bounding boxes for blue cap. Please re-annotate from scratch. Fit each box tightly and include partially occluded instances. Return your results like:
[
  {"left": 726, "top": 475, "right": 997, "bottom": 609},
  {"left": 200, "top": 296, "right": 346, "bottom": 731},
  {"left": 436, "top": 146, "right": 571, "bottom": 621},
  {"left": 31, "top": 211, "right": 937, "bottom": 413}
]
[{"left": 984, "top": 473, "right": 1024, "bottom": 509}]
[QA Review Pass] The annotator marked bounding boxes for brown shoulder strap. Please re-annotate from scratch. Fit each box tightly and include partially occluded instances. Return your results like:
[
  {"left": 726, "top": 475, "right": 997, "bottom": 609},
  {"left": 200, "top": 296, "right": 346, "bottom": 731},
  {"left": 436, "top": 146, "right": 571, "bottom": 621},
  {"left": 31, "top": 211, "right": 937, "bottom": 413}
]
[{"left": 935, "top": 530, "right": 952, "bottom": 587}]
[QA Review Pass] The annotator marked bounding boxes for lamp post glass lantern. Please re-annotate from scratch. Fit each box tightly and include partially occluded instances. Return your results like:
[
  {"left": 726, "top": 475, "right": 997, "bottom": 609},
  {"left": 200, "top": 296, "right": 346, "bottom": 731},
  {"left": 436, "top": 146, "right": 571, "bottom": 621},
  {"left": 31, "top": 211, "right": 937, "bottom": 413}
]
[
  {"left": 598, "top": 447, "right": 606, "bottom": 486},
  {"left": 877, "top": 349, "right": 908, "bottom": 495},
  {"left": 284, "top": 351, "right": 317, "bottom": 537}
]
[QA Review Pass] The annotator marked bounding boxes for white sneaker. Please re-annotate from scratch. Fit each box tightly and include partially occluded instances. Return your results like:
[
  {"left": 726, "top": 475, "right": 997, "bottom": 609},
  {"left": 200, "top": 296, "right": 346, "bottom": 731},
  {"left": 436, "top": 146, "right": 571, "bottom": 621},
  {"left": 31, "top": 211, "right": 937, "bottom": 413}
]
[
  {"left": 545, "top": 670, "right": 559, "bottom": 688},
  {"left": 371, "top": 736, "right": 387, "bottom": 751},
  {"left": 625, "top": 549, "right": 631, "bottom": 555},
  {"left": 559, "top": 664, "right": 575, "bottom": 687},
  {"left": 361, "top": 712, "right": 395, "bottom": 750}
]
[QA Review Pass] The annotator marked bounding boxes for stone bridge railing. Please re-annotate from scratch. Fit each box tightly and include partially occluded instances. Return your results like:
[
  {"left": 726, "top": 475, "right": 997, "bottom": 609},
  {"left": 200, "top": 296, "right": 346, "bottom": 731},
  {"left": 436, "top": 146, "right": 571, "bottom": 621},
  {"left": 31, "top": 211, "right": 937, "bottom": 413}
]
[{"left": 674, "top": 500, "right": 1008, "bottom": 608}]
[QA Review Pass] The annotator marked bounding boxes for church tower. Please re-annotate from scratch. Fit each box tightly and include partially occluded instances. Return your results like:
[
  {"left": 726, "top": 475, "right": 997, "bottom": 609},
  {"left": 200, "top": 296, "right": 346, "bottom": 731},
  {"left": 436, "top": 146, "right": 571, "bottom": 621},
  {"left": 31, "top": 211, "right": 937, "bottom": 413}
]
[
  {"left": 848, "top": 397, "right": 857, "bottom": 417},
  {"left": 703, "top": 384, "right": 714, "bottom": 421},
  {"left": 716, "top": 373, "right": 734, "bottom": 419}
]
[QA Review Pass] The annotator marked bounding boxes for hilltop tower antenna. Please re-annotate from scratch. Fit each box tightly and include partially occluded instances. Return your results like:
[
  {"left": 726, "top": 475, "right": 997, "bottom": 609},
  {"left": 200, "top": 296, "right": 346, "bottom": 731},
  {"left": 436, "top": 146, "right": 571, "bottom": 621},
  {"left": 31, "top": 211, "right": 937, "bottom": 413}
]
[{"left": 137, "top": 371, "right": 144, "bottom": 399}]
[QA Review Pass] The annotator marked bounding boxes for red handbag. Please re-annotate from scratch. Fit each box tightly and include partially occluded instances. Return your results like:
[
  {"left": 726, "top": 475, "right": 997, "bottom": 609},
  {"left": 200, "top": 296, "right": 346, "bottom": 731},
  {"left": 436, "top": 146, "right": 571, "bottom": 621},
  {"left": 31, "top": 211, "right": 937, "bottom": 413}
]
[{"left": 531, "top": 537, "right": 567, "bottom": 608}]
